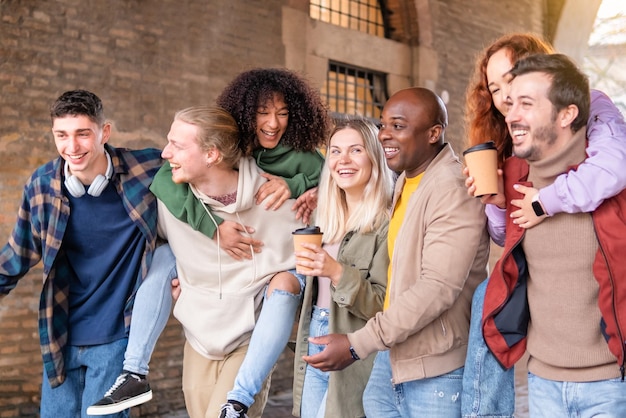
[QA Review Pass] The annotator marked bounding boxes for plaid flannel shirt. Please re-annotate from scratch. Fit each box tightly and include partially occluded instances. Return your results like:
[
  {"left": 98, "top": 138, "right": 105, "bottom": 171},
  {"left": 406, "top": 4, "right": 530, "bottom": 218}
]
[{"left": 0, "top": 145, "right": 162, "bottom": 388}]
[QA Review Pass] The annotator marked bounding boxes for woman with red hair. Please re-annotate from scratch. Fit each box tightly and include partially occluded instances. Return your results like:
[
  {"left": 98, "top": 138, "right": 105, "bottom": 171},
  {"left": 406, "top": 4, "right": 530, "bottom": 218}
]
[{"left": 461, "top": 32, "right": 626, "bottom": 418}]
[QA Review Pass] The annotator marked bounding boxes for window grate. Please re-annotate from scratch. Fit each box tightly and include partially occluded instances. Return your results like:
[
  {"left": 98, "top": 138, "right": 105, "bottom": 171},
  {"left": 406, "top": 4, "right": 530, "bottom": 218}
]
[
  {"left": 322, "top": 62, "right": 387, "bottom": 120},
  {"left": 310, "top": 0, "right": 387, "bottom": 38}
]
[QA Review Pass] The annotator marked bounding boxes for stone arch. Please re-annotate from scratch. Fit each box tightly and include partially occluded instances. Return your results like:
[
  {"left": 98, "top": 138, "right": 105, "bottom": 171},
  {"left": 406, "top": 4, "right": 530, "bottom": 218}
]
[
  {"left": 383, "top": 0, "right": 438, "bottom": 90},
  {"left": 552, "top": 0, "right": 602, "bottom": 63}
]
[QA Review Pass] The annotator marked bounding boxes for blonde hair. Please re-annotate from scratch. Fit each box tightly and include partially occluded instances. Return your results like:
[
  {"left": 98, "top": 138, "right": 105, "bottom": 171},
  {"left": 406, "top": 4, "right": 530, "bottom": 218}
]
[
  {"left": 174, "top": 106, "right": 242, "bottom": 167},
  {"left": 316, "top": 117, "right": 394, "bottom": 243}
]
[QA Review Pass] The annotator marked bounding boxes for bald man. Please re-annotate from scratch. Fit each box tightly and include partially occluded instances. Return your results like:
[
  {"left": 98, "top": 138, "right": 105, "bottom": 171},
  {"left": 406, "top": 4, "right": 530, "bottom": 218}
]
[{"left": 304, "top": 88, "right": 490, "bottom": 417}]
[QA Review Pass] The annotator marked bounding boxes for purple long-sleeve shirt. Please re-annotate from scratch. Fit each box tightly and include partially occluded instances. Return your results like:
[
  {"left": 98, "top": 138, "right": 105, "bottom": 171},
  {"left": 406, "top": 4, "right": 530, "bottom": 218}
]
[{"left": 487, "top": 89, "right": 626, "bottom": 246}]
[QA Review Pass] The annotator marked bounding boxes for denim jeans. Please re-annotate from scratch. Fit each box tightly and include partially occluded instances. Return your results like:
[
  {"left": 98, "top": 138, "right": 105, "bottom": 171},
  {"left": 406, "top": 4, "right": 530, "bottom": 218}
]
[
  {"left": 363, "top": 350, "right": 464, "bottom": 418},
  {"left": 528, "top": 372, "right": 626, "bottom": 417},
  {"left": 124, "top": 243, "right": 177, "bottom": 375},
  {"left": 226, "top": 269, "right": 305, "bottom": 408},
  {"left": 301, "top": 306, "right": 330, "bottom": 418},
  {"left": 40, "top": 338, "right": 129, "bottom": 418},
  {"left": 461, "top": 279, "right": 515, "bottom": 418}
]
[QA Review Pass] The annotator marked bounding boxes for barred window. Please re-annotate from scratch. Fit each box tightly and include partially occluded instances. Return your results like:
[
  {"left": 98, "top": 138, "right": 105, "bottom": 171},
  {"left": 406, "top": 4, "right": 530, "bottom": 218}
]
[
  {"left": 310, "top": 0, "right": 387, "bottom": 38},
  {"left": 322, "top": 62, "right": 388, "bottom": 120}
]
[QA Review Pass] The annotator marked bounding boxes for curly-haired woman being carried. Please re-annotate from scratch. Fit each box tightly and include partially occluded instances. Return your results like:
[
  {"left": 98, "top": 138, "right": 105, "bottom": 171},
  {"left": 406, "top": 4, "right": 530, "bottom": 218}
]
[
  {"left": 159, "top": 67, "right": 330, "bottom": 258},
  {"left": 212, "top": 68, "right": 330, "bottom": 418},
  {"left": 88, "top": 68, "right": 330, "bottom": 417}
]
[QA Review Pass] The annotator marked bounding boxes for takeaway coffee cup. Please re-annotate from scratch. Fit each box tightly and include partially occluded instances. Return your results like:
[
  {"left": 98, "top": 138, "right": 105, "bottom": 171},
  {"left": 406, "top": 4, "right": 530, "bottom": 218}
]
[
  {"left": 463, "top": 141, "right": 498, "bottom": 197},
  {"left": 292, "top": 226, "right": 323, "bottom": 274}
]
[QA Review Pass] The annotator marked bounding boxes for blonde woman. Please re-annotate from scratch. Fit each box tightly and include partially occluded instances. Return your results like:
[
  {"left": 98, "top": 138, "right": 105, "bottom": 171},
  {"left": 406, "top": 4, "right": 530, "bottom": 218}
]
[{"left": 292, "top": 118, "right": 394, "bottom": 418}]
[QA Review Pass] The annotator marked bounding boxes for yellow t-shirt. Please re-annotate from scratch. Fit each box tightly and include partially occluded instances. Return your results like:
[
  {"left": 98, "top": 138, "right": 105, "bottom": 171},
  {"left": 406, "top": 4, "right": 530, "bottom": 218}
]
[{"left": 384, "top": 173, "right": 423, "bottom": 310}]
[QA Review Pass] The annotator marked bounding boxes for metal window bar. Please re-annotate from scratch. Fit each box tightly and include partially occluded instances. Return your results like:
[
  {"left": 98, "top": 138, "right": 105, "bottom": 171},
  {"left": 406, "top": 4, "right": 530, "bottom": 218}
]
[
  {"left": 323, "top": 62, "right": 388, "bottom": 120},
  {"left": 310, "top": 0, "right": 386, "bottom": 38}
]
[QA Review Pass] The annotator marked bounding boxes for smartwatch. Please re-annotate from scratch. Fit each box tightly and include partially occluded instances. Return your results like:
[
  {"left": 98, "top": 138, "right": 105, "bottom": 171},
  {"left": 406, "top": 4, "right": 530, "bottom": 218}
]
[
  {"left": 349, "top": 346, "right": 360, "bottom": 361},
  {"left": 531, "top": 194, "right": 546, "bottom": 217}
]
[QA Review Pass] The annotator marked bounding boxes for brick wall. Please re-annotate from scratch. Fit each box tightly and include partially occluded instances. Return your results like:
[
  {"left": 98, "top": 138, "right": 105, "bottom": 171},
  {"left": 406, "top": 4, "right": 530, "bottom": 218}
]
[
  {"left": 425, "top": 0, "right": 545, "bottom": 156},
  {"left": 0, "top": 0, "right": 556, "bottom": 416}
]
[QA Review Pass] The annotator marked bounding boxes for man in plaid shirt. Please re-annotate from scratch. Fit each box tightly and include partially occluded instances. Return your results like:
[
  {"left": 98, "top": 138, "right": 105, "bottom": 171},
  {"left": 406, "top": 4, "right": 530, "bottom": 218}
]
[{"left": 0, "top": 90, "right": 162, "bottom": 417}]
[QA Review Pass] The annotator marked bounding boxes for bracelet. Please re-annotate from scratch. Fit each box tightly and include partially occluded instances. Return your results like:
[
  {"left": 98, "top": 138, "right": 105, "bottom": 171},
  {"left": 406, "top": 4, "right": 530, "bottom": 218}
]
[{"left": 349, "top": 346, "right": 360, "bottom": 361}]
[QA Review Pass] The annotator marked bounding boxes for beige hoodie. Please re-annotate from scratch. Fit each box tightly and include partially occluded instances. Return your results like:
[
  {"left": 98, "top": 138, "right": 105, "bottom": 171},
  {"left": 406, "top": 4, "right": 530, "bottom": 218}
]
[{"left": 157, "top": 157, "right": 305, "bottom": 360}]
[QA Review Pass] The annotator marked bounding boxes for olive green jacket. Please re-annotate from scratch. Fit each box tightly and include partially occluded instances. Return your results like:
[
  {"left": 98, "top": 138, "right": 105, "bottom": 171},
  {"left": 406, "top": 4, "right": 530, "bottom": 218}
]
[{"left": 292, "top": 222, "right": 389, "bottom": 418}]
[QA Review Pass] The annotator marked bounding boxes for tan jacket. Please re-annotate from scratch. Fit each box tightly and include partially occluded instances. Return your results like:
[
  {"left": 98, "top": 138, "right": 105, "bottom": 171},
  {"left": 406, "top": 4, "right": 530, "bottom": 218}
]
[{"left": 349, "top": 144, "right": 490, "bottom": 384}]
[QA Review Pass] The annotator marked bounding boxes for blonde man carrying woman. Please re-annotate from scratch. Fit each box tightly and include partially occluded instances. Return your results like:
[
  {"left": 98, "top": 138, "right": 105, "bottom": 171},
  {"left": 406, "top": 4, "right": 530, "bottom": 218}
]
[{"left": 157, "top": 107, "right": 304, "bottom": 418}]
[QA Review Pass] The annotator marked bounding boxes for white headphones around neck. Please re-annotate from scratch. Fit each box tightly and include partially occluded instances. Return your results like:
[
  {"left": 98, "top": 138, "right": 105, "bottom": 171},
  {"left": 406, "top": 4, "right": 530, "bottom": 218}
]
[{"left": 64, "top": 151, "right": 113, "bottom": 198}]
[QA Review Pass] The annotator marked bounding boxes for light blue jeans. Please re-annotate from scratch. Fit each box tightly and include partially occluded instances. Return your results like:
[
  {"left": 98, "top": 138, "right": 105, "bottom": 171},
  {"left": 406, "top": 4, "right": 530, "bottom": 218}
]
[
  {"left": 124, "top": 244, "right": 177, "bottom": 375},
  {"left": 461, "top": 279, "right": 515, "bottom": 418},
  {"left": 226, "top": 269, "right": 305, "bottom": 408},
  {"left": 363, "top": 350, "right": 464, "bottom": 417},
  {"left": 301, "top": 306, "right": 330, "bottom": 418},
  {"left": 41, "top": 338, "right": 129, "bottom": 418},
  {"left": 528, "top": 372, "right": 626, "bottom": 417}
]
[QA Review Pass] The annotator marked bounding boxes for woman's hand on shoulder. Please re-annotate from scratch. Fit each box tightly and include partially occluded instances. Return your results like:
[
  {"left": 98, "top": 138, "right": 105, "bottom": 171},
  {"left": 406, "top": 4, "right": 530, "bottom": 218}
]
[{"left": 255, "top": 173, "right": 291, "bottom": 210}]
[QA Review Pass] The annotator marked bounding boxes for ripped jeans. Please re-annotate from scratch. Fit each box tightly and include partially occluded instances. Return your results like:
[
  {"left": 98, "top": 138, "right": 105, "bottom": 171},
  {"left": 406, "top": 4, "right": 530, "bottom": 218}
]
[
  {"left": 363, "top": 350, "right": 464, "bottom": 417},
  {"left": 226, "top": 269, "right": 305, "bottom": 408}
]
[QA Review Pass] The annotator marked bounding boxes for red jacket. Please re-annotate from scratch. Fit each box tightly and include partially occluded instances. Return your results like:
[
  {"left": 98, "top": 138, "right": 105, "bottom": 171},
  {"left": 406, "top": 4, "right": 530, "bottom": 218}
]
[{"left": 482, "top": 156, "right": 626, "bottom": 378}]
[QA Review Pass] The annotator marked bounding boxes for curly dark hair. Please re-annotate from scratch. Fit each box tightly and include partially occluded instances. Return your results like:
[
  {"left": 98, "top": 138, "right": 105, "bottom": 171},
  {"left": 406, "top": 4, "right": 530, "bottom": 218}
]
[
  {"left": 464, "top": 33, "right": 553, "bottom": 167},
  {"left": 216, "top": 68, "right": 330, "bottom": 155}
]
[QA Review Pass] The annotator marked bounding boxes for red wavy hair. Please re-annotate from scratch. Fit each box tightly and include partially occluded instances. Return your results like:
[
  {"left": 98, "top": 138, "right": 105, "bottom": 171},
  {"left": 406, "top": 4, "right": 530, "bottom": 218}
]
[{"left": 464, "top": 33, "right": 554, "bottom": 167}]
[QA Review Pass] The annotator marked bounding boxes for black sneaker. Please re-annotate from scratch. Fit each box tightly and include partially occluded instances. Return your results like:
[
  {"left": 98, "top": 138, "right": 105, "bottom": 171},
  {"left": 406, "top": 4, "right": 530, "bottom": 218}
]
[
  {"left": 218, "top": 401, "right": 249, "bottom": 418},
  {"left": 86, "top": 372, "right": 152, "bottom": 415}
]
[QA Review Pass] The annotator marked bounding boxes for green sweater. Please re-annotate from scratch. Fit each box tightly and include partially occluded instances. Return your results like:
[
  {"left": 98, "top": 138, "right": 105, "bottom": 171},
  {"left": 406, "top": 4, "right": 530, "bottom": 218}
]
[{"left": 150, "top": 144, "right": 324, "bottom": 238}]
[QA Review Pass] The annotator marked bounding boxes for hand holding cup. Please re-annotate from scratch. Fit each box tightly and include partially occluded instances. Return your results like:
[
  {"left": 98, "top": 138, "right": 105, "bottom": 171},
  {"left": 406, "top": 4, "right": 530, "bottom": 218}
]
[
  {"left": 293, "top": 226, "right": 323, "bottom": 275},
  {"left": 463, "top": 141, "right": 498, "bottom": 198}
]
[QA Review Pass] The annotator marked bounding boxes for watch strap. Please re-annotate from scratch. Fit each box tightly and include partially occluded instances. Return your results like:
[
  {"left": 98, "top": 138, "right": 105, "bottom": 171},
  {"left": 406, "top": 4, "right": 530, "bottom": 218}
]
[{"left": 349, "top": 346, "right": 360, "bottom": 361}]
